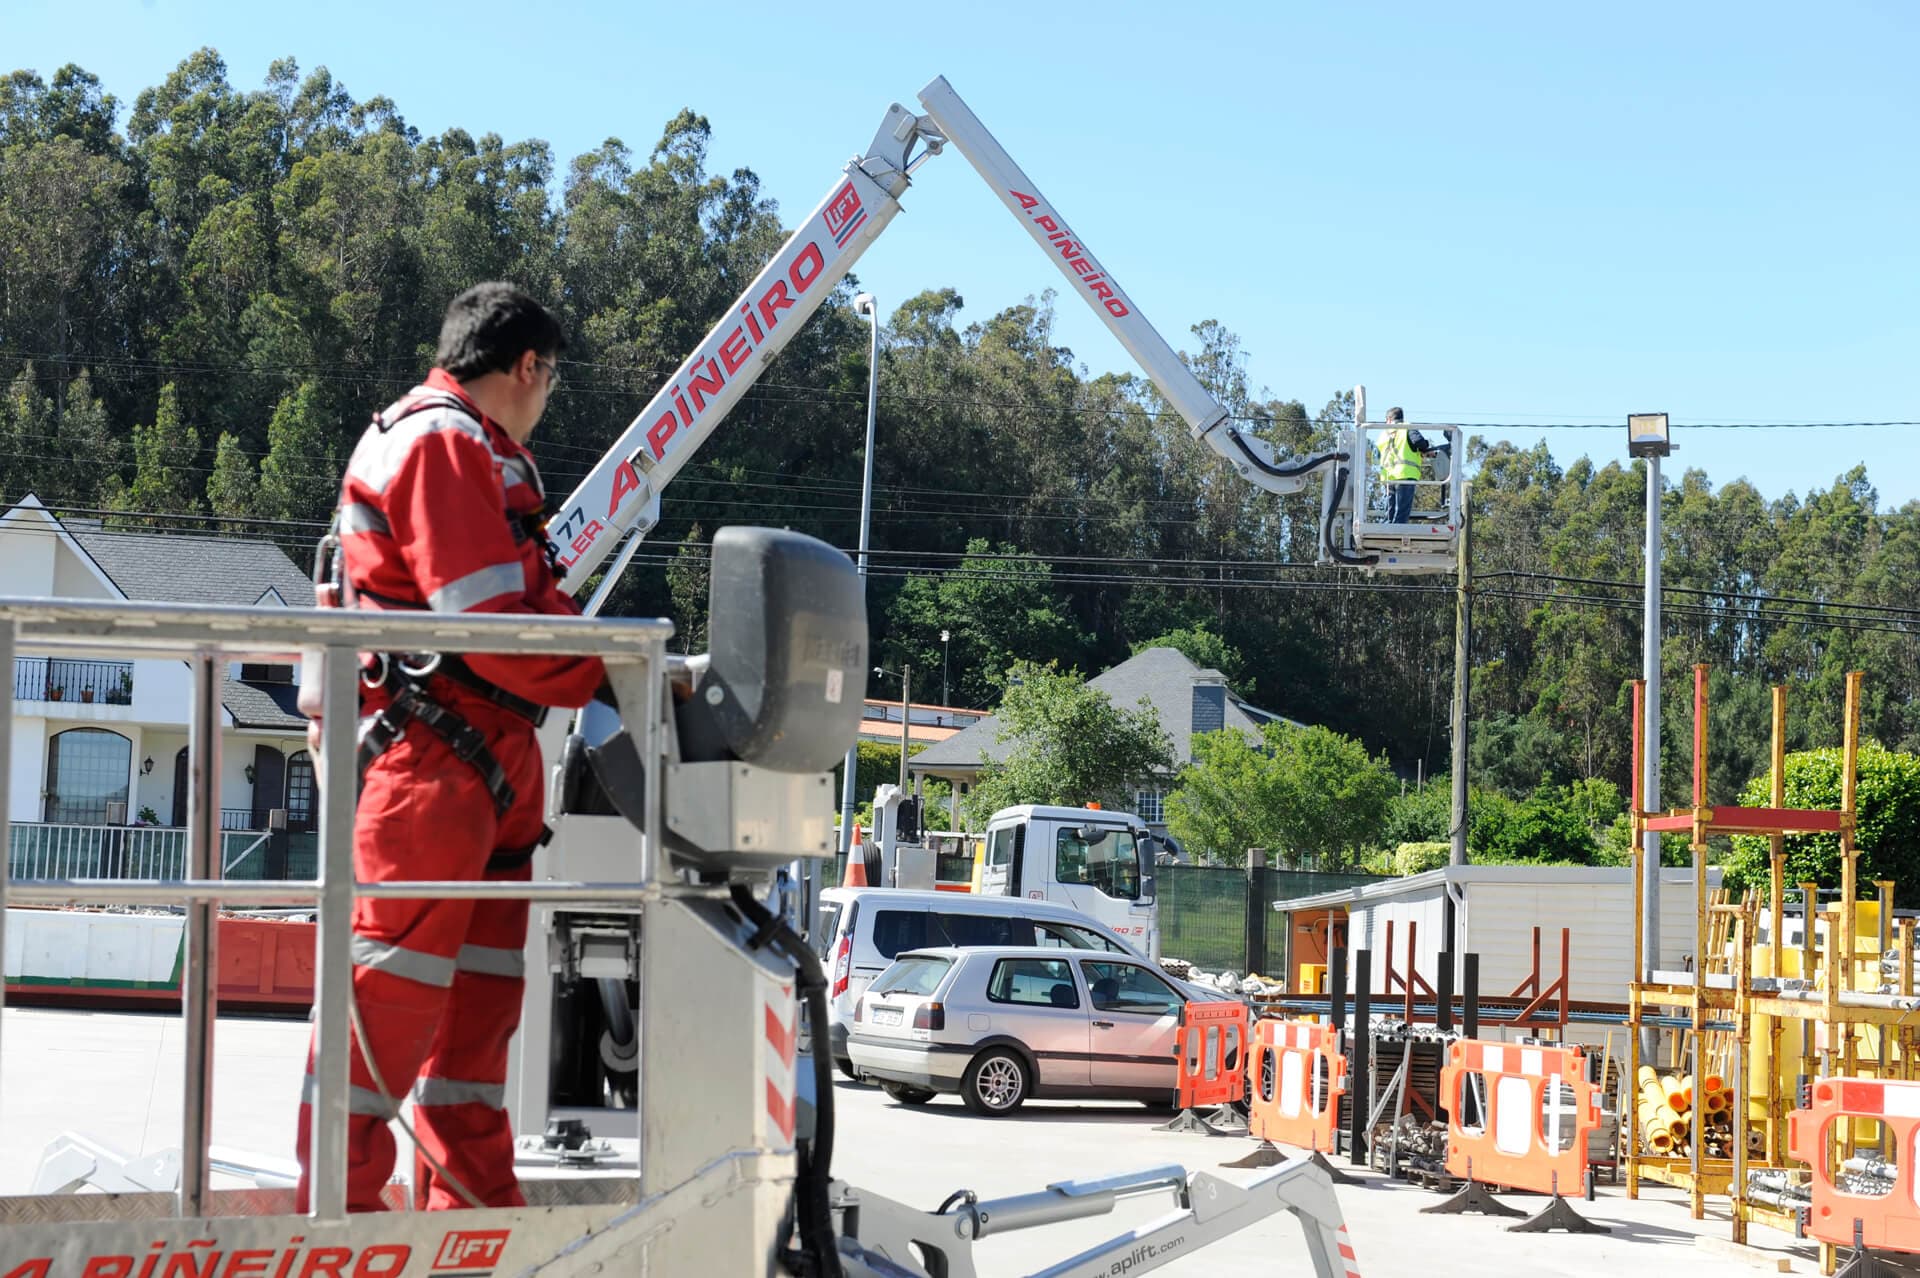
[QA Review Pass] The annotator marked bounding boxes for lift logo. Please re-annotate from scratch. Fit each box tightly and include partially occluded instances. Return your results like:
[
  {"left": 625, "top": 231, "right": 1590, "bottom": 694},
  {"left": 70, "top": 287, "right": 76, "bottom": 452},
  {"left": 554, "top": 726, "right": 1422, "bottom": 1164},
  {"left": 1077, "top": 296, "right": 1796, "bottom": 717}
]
[
  {"left": 824, "top": 182, "right": 867, "bottom": 248},
  {"left": 432, "top": 1230, "right": 511, "bottom": 1276}
]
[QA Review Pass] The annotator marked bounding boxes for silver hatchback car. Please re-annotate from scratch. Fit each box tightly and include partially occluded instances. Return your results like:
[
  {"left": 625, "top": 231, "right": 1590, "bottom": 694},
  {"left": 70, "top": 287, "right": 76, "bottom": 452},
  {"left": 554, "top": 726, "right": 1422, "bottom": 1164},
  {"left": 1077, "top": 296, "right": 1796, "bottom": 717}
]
[{"left": 844, "top": 945, "right": 1190, "bottom": 1115}]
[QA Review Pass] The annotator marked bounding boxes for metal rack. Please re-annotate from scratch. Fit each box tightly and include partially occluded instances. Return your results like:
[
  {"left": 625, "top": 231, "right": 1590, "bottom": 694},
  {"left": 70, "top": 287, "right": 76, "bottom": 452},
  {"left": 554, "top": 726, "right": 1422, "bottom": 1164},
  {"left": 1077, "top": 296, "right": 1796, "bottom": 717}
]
[{"left": 1624, "top": 667, "right": 1919, "bottom": 1272}]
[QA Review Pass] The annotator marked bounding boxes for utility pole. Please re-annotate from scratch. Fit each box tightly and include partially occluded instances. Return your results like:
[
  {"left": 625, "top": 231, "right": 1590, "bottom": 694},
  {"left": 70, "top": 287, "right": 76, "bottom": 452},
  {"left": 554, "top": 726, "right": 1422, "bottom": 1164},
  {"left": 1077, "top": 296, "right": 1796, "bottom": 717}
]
[
  {"left": 837, "top": 293, "right": 881, "bottom": 862},
  {"left": 1445, "top": 484, "right": 1472, "bottom": 970},
  {"left": 1449, "top": 485, "right": 1472, "bottom": 870},
  {"left": 898, "top": 663, "right": 912, "bottom": 791}
]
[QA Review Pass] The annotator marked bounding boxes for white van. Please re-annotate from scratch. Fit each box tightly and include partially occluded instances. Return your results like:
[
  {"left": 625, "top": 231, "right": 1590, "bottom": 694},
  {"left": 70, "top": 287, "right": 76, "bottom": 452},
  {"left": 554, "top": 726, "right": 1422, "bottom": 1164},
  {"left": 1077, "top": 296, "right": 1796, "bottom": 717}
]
[{"left": 814, "top": 888, "right": 1155, "bottom": 1079}]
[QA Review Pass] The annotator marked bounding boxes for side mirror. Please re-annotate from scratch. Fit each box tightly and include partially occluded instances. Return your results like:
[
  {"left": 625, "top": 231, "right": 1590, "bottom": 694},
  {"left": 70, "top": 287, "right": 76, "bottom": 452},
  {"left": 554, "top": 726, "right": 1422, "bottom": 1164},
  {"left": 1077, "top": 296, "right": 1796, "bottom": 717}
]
[{"left": 1137, "top": 874, "right": 1156, "bottom": 904}]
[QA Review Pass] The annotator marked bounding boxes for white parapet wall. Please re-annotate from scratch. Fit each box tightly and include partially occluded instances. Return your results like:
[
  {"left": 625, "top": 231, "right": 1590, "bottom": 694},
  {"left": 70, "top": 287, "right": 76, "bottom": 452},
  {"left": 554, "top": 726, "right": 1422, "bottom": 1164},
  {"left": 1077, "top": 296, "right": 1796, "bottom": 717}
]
[{"left": 4, "top": 908, "right": 185, "bottom": 991}]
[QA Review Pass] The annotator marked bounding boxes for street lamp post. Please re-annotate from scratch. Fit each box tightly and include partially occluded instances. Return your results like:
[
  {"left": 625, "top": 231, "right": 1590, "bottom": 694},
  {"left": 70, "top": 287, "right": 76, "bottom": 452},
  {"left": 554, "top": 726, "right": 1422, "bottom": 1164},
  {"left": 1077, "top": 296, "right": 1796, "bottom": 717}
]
[
  {"left": 837, "top": 293, "right": 880, "bottom": 865},
  {"left": 1629, "top": 412, "right": 1671, "bottom": 1059},
  {"left": 940, "top": 629, "right": 950, "bottom": 707}
]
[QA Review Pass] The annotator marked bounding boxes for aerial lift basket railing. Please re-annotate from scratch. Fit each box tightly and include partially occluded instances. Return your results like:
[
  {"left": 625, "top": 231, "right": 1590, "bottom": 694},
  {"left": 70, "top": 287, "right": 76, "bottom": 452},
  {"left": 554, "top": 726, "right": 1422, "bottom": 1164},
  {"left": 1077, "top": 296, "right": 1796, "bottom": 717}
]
[
  {"left": 0, "top": 588, "right": 1368, "bottom": 1278},
  {"left": 1422, "top": 1038, "right": 1609, "bottom": 1235}
]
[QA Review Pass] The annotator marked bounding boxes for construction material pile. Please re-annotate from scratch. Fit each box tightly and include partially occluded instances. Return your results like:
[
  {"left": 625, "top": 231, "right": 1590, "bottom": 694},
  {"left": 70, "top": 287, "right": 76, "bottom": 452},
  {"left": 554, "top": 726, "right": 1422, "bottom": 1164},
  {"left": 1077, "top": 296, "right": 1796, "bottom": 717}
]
[
  {"left": 1635, "top": 1065, "right": 1738, "bottom": 1156},
  {"left": 1160, "top": 960, "right": 1287, "bottom": 999},
  {"left": 1372, "top": 1114, "right": 1449, "bottom": 1178}
]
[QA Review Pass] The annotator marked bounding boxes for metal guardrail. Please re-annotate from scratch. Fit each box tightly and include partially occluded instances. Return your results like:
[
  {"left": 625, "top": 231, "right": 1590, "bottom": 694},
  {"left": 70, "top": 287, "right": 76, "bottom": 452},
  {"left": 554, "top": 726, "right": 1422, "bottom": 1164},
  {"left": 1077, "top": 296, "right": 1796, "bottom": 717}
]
[
  {"left": 13, "top": 656, "right": 134, "bottom": 704},
  {"left": 8, "top": 823, "right": 278, "bottom": 883},
  {"left": 0, "top": 596, "right": 673, "bottom": 1223}
]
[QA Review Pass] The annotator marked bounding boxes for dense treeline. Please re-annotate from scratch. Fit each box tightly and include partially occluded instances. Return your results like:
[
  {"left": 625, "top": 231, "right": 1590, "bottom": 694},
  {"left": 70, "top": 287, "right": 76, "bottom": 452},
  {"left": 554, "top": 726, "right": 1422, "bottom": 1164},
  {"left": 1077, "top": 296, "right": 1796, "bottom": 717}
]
[{"left": 3, "top": 51, "right": 1916, "bottom": 828}]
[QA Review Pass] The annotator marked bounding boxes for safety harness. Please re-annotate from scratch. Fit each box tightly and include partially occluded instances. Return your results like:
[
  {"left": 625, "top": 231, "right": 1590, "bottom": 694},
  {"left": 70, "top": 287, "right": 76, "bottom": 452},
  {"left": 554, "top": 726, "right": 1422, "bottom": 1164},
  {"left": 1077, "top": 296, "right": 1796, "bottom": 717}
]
[{"left": 315, "top": 389, "right": 555, "bottom": 849}]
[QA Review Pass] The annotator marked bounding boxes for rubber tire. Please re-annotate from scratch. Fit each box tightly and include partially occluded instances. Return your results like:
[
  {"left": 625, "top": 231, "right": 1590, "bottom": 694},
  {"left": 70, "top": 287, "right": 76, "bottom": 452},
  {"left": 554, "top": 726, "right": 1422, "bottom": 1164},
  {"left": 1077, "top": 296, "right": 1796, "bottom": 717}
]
[
  {"left": 883, "top": 1082, "right": 937, "bottom": 1106},
  {"left": 961, "top": 1048, "right": 1030, "bottom": 1116}
]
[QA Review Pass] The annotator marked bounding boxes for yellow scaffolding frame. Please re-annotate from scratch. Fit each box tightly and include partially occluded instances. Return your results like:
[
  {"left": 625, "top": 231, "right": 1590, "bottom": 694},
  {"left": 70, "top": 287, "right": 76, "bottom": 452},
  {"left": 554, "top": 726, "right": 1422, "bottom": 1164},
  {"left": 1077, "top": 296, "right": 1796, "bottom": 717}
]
[{"left": 1624, "top": 668, "right": 1916, "bottom": 1271}]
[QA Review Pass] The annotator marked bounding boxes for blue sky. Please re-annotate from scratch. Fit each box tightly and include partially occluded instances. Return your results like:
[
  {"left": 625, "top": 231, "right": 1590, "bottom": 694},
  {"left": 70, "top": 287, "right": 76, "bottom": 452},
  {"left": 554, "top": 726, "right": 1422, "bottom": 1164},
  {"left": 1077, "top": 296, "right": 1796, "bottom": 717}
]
[{"left": 7, "top": 1, "right": 1917, "bottom": 507}]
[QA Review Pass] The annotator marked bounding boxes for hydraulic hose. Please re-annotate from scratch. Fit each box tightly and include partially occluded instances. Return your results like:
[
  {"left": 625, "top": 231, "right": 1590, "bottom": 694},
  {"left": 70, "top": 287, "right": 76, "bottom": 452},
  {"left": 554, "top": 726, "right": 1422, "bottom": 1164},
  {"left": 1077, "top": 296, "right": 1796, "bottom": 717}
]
[
  {"left": 732, "top": 883, "right": 842, "bottom": 1278},
  {"left": 1322, "top": 464, "right": 1379, "bottom": 567},
  {"left": 597, "top": 977, "right": 637, "bottom": 1056},
  {"left": 1226, "top": 427, "right": 1345, "bottom": 481}
]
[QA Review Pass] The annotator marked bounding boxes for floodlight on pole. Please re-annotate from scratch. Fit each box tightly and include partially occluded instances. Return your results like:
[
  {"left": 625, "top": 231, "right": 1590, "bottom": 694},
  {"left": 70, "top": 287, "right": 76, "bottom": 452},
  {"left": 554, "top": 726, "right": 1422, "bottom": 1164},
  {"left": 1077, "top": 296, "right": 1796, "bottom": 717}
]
[{"left": 1627, "top": 412, "right": 1671, "bottom": 459}]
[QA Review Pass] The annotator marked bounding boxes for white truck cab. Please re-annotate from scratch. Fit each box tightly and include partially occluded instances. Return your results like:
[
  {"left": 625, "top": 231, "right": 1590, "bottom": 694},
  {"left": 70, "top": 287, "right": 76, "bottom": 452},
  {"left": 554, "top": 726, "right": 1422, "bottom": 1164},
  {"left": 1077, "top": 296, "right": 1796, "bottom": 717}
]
[{"left": 978, "top": 805, "right": 1159, "bottom": 960}]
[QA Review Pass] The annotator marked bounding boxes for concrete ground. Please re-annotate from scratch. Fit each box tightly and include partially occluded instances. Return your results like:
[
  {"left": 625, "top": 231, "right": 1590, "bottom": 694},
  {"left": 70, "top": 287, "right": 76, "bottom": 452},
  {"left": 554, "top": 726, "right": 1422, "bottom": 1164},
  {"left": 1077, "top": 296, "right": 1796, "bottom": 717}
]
[{"left": 0, "top": 1006, "right": 1827, "bottom": 1275}]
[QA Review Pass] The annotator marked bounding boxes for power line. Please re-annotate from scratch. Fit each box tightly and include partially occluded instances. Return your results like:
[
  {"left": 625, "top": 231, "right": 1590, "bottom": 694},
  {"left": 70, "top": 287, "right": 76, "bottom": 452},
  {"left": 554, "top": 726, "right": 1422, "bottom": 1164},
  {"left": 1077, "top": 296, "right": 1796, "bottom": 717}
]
[{"left": 8, "top": 348, "right": 1913, "bottom": 433}]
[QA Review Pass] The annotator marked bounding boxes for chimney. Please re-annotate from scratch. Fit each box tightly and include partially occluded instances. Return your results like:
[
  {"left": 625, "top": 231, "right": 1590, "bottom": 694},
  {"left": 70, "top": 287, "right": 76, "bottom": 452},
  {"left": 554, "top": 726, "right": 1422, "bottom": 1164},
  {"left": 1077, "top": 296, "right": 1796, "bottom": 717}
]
[{"left": 1190, "top": 669, "right": 1227, "bottom": 741}]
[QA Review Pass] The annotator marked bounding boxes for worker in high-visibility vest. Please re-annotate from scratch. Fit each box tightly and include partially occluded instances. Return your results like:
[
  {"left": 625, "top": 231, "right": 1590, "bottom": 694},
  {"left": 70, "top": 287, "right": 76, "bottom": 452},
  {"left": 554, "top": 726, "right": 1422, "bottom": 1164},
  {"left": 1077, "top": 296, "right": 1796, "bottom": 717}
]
[{"left": 1376, "top": 406, "right": 1446, "bottom": 524}]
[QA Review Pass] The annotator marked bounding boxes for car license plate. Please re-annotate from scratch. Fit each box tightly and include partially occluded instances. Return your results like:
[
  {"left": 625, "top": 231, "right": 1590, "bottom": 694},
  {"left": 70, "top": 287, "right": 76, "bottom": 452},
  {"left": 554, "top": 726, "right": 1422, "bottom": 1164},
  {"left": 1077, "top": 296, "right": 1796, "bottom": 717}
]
[{"left": 873, "top": 1006, "right": 903, "bottom": 1026}]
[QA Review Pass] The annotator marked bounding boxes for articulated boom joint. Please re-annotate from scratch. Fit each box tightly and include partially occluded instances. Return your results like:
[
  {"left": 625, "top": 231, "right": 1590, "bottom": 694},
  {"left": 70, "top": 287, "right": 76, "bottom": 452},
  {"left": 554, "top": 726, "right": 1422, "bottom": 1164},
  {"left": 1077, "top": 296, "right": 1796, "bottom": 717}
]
[{"left": 859, "top": 104, "right": 946, "bottom": 197}]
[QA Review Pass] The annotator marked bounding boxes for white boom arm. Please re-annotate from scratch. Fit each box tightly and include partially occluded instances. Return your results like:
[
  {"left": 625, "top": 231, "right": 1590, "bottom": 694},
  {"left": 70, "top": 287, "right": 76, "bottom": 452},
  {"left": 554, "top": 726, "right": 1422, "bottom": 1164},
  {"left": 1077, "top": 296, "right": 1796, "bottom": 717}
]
[
  {"left": 547, "top": 102, "right": 945, "bottom": 593},
  {"left": 912, "top": 77, "right": 1343, "bottom": 496},
  {"left": 548, "top": 78, "right": 1353, "bottom": 599}
]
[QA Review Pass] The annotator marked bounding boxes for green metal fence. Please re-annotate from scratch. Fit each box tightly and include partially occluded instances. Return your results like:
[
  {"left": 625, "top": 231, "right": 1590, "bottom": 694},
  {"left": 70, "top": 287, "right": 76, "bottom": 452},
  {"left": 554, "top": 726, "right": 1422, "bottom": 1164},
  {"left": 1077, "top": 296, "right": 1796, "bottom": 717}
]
[
  {"left": 815, "top": 853, "right": 1383, "bottom": 976},
  {"left": 1157, "top": 866, "right": 1385, "bottom": 974}
]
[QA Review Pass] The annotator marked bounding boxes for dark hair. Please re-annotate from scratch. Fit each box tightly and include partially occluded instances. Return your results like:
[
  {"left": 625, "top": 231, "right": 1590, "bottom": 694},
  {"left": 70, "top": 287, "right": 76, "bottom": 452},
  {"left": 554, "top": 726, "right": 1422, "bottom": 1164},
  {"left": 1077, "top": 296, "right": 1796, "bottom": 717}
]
[
  {"left": 434, "top": 282, "right": 566, "bottom": 380},
  {"left": 1385, "top": 406, "right": 1405, "bottom": 423}
]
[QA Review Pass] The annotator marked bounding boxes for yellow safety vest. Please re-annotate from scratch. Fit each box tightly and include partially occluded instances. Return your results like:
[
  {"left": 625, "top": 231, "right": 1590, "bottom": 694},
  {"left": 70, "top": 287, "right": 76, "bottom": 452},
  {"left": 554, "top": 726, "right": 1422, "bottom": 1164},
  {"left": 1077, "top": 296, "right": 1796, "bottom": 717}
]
[{"left": 1377, "top": 428, "right": 1421, "bottom": 482}]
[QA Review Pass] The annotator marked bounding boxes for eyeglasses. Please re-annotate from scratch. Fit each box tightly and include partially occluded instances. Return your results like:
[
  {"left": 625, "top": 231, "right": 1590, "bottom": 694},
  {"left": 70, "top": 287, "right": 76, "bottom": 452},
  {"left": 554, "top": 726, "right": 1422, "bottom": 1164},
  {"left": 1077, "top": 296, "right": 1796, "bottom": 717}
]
[{"left": 535, "top": 356, "right": 562, "bottom": 391}]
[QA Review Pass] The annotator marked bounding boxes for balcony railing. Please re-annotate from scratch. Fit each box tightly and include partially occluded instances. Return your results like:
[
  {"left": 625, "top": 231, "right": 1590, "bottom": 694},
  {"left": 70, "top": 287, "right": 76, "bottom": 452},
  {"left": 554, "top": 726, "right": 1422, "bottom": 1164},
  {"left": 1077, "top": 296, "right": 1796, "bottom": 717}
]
[
  {"left": 7, "top": 823, "right": 317, "bottom": 884},
  {"left": 13, "top": 657, "right": 134, "bottom": 705},
  {"left": 221, "top": 808, "right": 255, "bottom": 830}
]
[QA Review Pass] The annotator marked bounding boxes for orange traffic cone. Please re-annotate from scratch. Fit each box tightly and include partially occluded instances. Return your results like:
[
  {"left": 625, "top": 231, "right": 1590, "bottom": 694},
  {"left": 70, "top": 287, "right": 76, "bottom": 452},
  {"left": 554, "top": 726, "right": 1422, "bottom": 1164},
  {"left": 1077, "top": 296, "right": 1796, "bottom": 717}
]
[{"left": 843, "top": 824, "right": 868, "bottom": 888}]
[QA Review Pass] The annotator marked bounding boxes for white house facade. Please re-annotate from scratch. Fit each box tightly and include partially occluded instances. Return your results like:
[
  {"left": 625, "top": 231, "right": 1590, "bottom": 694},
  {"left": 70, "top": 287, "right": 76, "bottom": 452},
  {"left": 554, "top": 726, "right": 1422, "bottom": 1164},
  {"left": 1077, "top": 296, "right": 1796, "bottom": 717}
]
[{"left": 3, "top": 496, "right": 316, "bottom": 877}]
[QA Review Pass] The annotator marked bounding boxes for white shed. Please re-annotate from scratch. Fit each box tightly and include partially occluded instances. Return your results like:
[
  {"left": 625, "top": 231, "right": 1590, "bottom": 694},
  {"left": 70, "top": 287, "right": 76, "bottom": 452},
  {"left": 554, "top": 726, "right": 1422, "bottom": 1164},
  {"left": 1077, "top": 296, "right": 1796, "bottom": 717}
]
[{"left": 1272, "top": 865, "right": 1722, "bottom": 1045}]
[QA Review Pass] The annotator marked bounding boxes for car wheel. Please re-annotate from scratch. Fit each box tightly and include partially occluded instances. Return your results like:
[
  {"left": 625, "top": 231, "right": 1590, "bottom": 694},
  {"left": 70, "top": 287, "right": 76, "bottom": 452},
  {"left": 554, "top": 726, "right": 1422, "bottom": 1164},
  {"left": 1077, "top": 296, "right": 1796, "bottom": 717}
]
[
  {"left": 961, "top": 1049, "right": 1029, "bottom": 1116},
  {"left": 883, "top": 1082, "right": 936, "bottom": 1106}
]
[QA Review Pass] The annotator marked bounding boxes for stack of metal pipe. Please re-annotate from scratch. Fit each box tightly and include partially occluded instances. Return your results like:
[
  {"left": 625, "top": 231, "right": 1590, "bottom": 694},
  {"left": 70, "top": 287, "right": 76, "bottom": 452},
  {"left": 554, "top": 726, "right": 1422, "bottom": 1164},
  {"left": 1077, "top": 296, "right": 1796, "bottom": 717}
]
[{"left": 1636, "top": 1065, "right": 1736, "bottom": 1155}]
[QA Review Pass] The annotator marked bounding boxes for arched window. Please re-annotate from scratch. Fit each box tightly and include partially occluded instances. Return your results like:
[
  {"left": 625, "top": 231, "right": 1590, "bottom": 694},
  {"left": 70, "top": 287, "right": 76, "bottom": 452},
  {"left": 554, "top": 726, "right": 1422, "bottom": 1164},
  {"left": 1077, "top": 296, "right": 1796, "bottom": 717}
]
[
  {"left": 286, "top": 751, "right": 316, "bottom": 832},
  {"left": 45, "top": 728, "right": 132, "bottom": 824}
]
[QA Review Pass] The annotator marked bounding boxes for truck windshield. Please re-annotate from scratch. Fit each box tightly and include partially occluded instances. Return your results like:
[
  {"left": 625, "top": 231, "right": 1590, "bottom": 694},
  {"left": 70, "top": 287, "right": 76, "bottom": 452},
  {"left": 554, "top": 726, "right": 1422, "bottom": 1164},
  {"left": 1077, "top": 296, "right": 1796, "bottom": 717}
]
[{"left": 1055, "top": 826, "right": 1141, "bottom": 901}]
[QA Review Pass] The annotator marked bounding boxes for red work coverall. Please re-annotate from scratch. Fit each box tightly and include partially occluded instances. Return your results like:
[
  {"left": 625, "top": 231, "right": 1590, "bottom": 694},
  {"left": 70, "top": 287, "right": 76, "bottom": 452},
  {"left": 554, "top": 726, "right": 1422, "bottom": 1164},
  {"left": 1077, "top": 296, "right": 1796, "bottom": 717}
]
[{"left": 296, "top": 369, "right": 604, "bottom": 1211}]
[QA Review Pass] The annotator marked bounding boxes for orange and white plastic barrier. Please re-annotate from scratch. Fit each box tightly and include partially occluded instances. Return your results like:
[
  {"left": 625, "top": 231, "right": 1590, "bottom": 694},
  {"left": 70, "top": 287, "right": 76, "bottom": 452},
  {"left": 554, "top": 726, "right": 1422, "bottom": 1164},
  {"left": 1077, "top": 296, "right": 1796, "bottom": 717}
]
[
  {"left": 1790, "top": 1077, "right": 1920, "bottom": 1257},
  {"left": 1176, "top": 1000, "right": 1250, "bottom": 1111},
  {"left": 1248, "top": 1018, "right": 1348, "bottom": 1155},
  {"left": 1439, "top": 1039, "right": 1600, "bottom": 1199}
]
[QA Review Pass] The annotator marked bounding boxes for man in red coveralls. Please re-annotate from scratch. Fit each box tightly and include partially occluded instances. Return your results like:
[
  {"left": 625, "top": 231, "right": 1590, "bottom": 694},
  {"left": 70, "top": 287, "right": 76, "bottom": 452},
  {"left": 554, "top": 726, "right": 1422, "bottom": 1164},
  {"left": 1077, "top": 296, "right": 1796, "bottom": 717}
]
[{"left": 295, "top": 283, "right": 605, "bottom": 1211}]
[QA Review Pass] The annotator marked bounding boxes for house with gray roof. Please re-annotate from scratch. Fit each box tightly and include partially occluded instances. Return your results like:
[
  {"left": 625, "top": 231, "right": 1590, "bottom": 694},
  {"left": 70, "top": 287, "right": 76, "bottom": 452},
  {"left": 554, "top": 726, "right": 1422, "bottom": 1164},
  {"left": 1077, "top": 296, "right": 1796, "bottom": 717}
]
[
  {"left": 908, "top": 645, "right": 1301, "bottom": 831},
  {"left": 1, "top": 495, "right": 317, "bottom": 841}
]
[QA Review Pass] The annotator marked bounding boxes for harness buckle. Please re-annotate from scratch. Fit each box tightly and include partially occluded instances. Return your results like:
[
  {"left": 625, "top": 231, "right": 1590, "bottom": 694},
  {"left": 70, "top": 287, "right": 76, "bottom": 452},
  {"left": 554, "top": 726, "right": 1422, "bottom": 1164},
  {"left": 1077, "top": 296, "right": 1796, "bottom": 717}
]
[{"left": 398, "top": 651, "right": 442, "bottom": 680}]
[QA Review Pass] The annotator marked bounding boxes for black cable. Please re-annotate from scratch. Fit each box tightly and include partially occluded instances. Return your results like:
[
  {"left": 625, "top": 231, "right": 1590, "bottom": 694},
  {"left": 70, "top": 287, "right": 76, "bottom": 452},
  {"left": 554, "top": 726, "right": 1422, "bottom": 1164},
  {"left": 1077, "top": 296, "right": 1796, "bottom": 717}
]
[
  {"left": 935, "top": 1188, "right": 978, "bottom": 1214},
  {"left": 730, "top": 883, "right": 842, "bottom": 1278},
  {"left": 1224, "top": 427, "right": 1343, "bottom": 481},
  {"left": 1319, "top": 465, "right": 1378, "bottom": 568}
]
